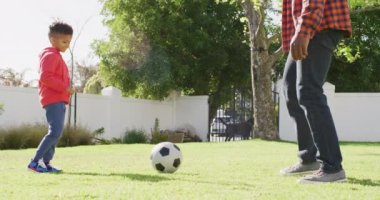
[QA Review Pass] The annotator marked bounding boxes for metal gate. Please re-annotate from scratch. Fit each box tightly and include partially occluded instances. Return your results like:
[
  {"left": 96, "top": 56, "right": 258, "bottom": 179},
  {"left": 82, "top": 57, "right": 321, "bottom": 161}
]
[{"left": 208, "top": 87, "right": 279, "bottom": 142}]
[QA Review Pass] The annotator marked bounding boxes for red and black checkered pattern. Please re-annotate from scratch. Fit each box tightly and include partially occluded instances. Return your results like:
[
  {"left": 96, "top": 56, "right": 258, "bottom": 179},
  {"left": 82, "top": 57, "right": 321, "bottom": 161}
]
[{"left": 282, "top": 0, "right": 352, "bottom": 52}]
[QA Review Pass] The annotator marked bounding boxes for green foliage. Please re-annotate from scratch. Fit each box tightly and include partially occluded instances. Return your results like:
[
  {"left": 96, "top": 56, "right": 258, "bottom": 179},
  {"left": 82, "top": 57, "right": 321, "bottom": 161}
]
[
  {"left": 150, "top": 118, "right": 168, "bottom": 144},
  {"left": 335, "top": 45, "right": 360, "bottom": 63},
  {"left": 183, "top": 133, "right": 202, "bottom": 142},
  {"left": 153, "top": 118, "right": 160, "bottom": 134},
  {"left": 74, "top": 62, "right": 98, "bottom": 93},
  {"left": 110, "top": 137, "right": 123, "bottom": 144},
  {"left": 328, "top": 9, "right": 380, "bottom": 92},
  {"left": 96, "top": 0, "right": 250, "bottom": 103},
  {"left": 0, "top": 123, "right": 46, "bottom": 150},
  {"left": 91, "top": 127, "right": 123, "bottom": 145},
  {"left": 0, "top": 123, "right": 94, "bottom": 150},
  {"left": 150, "top": 131, "right": 168, "bottom": 144},
  {"left": 350, "top": 0, "right": 380, "bottom": 9},
  {"left": 123, "top": 129, "right": 148, "bottom": 144},
  {"left": 150, "top": 126, "right": 186, "bottom": 144},
  {"left": 83, "top": 72, "right": 105, "bottom": 94},
  {"left": 59, "top": 125, "right": 94, "bottom": 147},
  {"left": 273, "top": 104, "right": 279, "bottom": 129},
  {"left": 0, "top": 102, "right": 3, "bottom": 115}
]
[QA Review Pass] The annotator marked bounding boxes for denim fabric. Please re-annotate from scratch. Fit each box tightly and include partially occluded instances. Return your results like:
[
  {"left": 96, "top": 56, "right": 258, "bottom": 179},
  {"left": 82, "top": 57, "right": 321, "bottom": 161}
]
[
  {"left": 282, "top": 29, "right": 344, "bottom": 173},
  {"left": 33, "top": 102, "right": 66, "bottom": 163}
]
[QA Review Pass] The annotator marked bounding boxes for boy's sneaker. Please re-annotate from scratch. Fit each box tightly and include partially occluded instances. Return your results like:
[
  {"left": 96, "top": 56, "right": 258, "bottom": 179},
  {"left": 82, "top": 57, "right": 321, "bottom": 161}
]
[
  {"left": 27, "top": 160, "right": 47, "bottom": 173},
  {"left": 45, "top": 162, "right": 62, "bottom": 173},
  {"left": 298, "top": 169, "right": 347, "bottom": 184},
  {"left": 280, "top": 162, "right": 320, "bottom": 175}
]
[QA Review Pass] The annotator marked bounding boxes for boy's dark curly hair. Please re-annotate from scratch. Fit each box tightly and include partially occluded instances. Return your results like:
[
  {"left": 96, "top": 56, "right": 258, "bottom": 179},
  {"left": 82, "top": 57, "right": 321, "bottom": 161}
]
[{"left": 48, "top": 21, "right": 73, "bottom": 36}]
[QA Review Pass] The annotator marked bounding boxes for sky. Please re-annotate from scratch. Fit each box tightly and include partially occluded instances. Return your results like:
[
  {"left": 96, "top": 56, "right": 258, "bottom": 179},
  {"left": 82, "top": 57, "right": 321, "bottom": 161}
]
[{"left": 0, "top": 0, "right": 108, "bottom": 82}]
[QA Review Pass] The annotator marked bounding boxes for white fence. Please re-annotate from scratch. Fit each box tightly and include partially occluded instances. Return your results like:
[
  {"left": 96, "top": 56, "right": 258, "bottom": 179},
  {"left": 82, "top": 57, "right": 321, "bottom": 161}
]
[
  {"left": 279, "top": 82, "right": 380, "bottom": 142},
  {"left": 3, "top": 82, "right": 379, "bottom": 142},
  {"left": 0, "top": 86, "right": 209, "bottom": 141}
]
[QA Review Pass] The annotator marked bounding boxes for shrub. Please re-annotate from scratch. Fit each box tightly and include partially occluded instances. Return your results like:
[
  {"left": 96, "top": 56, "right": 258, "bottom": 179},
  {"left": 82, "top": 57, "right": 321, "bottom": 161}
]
[
  {"left": 123, "top": 129, "right": 148, "bottom": 144},
  {"left": 110, "top": 137, "right": 122, "bottom": 144},
  {"left": 150, "top": 118, "right": 169, "bottom": 144},
  {"left": 0, "top": 123, "right": 94, "bottom": 150},
  {"left": 92, "top": 127, "right": 111, "bottom": 144},
  {"left": 274, "top": 104, "right": 279, "bottom": 129},
  {"left": 58, "top": 125, "right": 94, "bottom": 147},
  {"left": 183, "top": 133, "right": 202, "bottom": 142},
  {"left": 0, "top": 103, "right": 4, "bottom": 115},
  {"left": 150, "top": 131, "right": 168, "bottom": 144},
  {"left": 0, "top": 123, "right": 46, "bottom": 150},
  {"left": 91, "top": 127, "right": 123, "bottom": 145}
]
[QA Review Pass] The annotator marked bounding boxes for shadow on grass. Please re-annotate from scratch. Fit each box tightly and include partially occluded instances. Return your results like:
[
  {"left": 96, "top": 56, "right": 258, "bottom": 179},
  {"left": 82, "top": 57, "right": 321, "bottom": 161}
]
[
  {"left": 348, "top": 177, "right": 380, "bottom": 187},
  {"left": 357, "top": 153, "right": 380, "bottom": 157},
  {"left": 272, "top": 140, "right": 380, "bottom": 146},
  {"left": 340, "top": 141, "right": 380, "bottom": 146},
  {"left": 63, "top": 171, "right": 172, "bottom": 182}
]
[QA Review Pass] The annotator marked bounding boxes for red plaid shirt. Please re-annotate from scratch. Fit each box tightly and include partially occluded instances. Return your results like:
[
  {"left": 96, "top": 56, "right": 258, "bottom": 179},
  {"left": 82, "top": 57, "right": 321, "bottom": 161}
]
[{"left": 282, "top": 0, "right": 352, "bottom": 52}]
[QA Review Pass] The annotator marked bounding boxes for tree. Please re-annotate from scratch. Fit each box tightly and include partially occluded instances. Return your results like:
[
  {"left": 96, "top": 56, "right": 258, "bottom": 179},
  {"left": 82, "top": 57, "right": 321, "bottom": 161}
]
[
  {"left": 234, "top": 0, "right": 282, "bottom": 139},
  {"left": 73, "top": 61, "right": 98, "bottom": 93},
  {"left": 328, "top": 4, "right": 380, "bottom": 92},
  {"left": 350, "top": 0, "right": 380, "bottom": 13},
  {"left": 96, "top": 0, "right": 251, "bottom": 117},
  {"left": 0, "top": 68, "right": 31, "bottom": 87},
  {"left": 84, "top": 72, "right": 105, "bottom": 94},
  {"left": 67, "top": 17, "right": 92, "bottom": 128}
]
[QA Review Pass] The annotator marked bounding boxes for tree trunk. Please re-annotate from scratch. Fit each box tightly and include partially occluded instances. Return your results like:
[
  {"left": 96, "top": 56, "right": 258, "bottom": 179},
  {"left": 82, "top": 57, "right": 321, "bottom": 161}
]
[{"left": 241, "top": 0, "right": 281, "bottom": 140}]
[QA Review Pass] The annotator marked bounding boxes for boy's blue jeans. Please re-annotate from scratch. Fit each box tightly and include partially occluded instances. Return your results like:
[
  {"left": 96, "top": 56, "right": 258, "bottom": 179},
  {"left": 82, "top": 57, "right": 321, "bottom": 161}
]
[
  {"left": 33, "top": 102, "right": 66, "bottom": 163},
  {"left": 282, "top": 29, "right": 343, "bottom": 173}
]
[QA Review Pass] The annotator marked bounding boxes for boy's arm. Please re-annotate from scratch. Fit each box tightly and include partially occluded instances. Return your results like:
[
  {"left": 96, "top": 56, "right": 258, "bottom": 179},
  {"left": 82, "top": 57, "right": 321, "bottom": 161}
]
[{"left": 39, "top": 53, "right": 69, "bottom": 92}]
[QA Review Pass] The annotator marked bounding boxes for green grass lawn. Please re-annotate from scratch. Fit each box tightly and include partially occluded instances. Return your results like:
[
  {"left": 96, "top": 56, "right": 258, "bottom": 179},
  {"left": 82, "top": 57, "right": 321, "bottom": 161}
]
[{"left": 0, "top": 140, "right": 379, "bottom": 200}]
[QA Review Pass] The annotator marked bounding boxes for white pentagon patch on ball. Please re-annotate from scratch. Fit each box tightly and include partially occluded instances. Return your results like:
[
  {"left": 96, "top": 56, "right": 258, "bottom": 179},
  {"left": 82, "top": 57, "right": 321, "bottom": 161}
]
[{"left": 150, "top": 142, "right": 183, "bottom": 173}]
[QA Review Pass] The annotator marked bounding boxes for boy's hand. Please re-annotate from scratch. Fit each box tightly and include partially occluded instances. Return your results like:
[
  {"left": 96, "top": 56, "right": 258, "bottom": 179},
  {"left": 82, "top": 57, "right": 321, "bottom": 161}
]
[{"left": 67, "top": 87, "right": 76, "bottom": 95}]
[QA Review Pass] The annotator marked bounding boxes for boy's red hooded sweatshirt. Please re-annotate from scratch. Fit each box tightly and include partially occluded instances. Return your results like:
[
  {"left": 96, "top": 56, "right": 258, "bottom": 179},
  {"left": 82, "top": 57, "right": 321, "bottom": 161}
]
[{"left": 38, "top": 47, "right": 70, "bottom": 107}]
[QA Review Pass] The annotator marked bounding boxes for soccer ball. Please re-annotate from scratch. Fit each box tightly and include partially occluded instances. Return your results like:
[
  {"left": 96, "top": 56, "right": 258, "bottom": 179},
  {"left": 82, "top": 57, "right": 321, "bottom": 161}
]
[{"left": 150, "top": 142, "right": 183, "bottom": 173}]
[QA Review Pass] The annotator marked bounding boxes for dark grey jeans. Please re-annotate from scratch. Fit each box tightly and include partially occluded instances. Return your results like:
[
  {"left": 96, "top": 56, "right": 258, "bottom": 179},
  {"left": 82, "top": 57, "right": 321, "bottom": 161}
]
[{"left": 282, "top": 29, "right": 343, "bottom": 173}]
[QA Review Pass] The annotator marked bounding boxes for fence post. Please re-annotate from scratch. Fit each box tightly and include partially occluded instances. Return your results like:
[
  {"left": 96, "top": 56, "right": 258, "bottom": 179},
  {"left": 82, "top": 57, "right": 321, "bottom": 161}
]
[
  {"left": 101, "top": 86, "right": 122, "bottom": 139},
  {"left": 323, "top": 82, "right": 336, "bottom": 112}
]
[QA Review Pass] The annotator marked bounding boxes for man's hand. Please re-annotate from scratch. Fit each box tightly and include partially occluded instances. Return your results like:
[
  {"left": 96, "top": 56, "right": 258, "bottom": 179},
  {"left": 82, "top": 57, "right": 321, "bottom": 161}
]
[{"left": 290, "top": 34, "right": 310, "bottom": 60}]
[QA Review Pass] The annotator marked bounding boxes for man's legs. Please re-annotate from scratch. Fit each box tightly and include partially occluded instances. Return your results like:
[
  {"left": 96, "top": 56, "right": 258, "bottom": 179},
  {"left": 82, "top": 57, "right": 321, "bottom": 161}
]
[
  {"left": 283, "top": 55, "right": 318, "bottom": 164},
  {"left": 281, "top": 30, "right": 345, "bottom": 180},
  {"left": 296, "top": 29, "right": 343, "bottom": 173}
]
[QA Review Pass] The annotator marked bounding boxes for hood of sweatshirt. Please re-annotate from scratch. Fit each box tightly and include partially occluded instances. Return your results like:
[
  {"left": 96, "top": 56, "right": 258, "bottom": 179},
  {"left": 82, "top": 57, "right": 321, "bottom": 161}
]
[{"left": 39, "top": 47, "right": 60, "bottom": 59}]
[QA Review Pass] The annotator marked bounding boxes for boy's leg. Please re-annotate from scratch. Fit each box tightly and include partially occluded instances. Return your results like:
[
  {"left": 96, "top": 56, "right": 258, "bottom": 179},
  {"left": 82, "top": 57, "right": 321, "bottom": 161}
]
[
  {"left": 44, "top": 147, "right": 63, "bottom": 172},
  {"left": 33, "top": 102, "right": 66, "bottom": 162},
  {"left": 43, "top": 146, "right": 55, "bottom": 163},
  {"left": 282, "top": 54, "right": 317, "bottom": 164},
  {"left": 296, "top": 29, "right": 343, "bottom": 173}
]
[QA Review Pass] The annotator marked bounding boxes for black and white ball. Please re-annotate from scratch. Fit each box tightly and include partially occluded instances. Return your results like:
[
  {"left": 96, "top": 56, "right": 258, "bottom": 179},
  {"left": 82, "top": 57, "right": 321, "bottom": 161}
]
[{"left": 150, "top": 142, "right": 183, "bottom": 173}]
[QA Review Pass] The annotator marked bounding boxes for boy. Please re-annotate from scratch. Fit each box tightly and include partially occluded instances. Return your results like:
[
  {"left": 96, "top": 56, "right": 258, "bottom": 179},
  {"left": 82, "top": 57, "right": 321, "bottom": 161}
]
[{"left": 27, "top": 21, "right": 75, "bottom": 173}]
